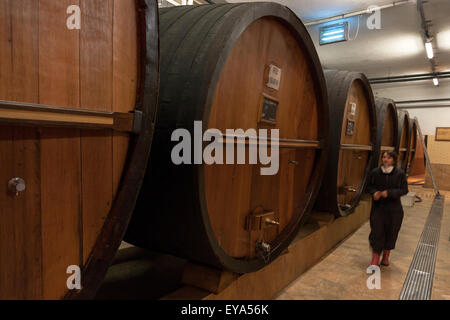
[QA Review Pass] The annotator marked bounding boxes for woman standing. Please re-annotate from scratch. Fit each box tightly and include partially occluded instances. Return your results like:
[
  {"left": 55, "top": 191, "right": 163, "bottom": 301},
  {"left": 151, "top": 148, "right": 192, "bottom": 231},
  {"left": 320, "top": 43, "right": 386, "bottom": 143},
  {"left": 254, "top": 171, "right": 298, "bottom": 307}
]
[{"left": 366, "top": 151, "right": 409, "bottom": 266}]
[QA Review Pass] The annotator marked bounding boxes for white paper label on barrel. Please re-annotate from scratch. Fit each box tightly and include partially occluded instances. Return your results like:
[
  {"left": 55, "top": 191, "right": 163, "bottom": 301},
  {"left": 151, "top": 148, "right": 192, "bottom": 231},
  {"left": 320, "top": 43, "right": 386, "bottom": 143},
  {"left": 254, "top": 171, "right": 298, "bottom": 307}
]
[
  {"left": 350, "top": 102, "right": 357, "bottom": 116},
  {"left": 267, "top": 64, "right": 282, "bottom": 90},
  {"left": 346, "top": 120, "right": 355, "bottom": 136}
]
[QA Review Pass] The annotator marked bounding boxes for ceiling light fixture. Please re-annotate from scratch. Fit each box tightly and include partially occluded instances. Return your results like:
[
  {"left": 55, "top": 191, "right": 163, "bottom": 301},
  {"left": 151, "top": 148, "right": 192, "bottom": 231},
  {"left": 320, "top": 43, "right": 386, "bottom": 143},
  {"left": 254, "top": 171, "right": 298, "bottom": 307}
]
[
  {"left": 425, "top": 41, "right": 434, "bottom": 59},
  {"left": 319, "top": 23, "right": 348, "bottom": 45}
]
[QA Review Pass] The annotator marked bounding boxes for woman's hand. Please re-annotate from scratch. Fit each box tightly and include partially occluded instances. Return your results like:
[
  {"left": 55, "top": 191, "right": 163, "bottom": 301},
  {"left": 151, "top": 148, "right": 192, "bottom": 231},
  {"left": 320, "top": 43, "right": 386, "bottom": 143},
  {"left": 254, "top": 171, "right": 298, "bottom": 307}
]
[
  {"left": 381, "top": 190, "right": 388, "bottom": 198},
  {"left": 373, "top": 191, "right": 381, "bottom": 201}
]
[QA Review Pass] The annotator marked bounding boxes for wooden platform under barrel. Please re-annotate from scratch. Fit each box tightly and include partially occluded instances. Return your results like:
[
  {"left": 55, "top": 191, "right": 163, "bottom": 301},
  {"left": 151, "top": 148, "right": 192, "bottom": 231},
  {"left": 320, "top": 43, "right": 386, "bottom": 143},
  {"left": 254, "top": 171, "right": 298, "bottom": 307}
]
[
  {"left": 397, "top": 110, "right": 411, "bottom": 172},
  {"left": 0, "top": 0, "right": 157, "bottom": 299},
  {"left": 314, "top": 70, "right": 376, "bottom": 217},
  {"left": 374, "top": 98, "right": 398, "bottom": 166},
  {"left": 125, "top": 3, "right": 329, "bottom": 273}
]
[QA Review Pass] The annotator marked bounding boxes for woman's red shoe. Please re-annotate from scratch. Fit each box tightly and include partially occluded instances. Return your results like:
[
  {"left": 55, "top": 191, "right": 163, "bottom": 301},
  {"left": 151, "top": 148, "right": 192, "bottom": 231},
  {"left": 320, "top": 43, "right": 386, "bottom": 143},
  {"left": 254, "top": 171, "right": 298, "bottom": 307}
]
[
  {"left": 370, "top": 252, "right": 380, "bottom": 266},
  {"left": 381, "top": 250, "right": 390, "bottom": 266}
]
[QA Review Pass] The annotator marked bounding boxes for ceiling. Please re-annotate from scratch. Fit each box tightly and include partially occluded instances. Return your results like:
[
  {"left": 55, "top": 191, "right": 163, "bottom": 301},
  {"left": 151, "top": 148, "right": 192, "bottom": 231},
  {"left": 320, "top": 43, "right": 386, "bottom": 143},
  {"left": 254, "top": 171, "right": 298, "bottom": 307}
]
[
  {"left": 164, "top": 0, "right": 449, "bottom": 130},
  {"left": 225, "top": 0, "right": 450, "bottom": 81},
  {"left": 229, "top": 0, "right": 401, "bottom": 21}
]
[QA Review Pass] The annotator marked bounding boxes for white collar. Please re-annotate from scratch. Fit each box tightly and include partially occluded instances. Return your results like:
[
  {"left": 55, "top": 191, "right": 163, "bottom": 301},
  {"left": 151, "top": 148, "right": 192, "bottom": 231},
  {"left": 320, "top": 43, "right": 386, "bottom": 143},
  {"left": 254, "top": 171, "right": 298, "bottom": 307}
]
[{"left": 381, "top": 166, "right": 394, "bottom": 174}]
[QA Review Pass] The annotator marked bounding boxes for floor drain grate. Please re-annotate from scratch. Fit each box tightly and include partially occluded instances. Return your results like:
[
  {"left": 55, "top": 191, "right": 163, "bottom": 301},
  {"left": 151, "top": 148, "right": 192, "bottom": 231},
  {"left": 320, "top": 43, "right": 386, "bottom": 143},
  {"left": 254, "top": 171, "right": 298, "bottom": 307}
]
[{"left": 399, "top": 195, "right": 445, "bottom": 300}]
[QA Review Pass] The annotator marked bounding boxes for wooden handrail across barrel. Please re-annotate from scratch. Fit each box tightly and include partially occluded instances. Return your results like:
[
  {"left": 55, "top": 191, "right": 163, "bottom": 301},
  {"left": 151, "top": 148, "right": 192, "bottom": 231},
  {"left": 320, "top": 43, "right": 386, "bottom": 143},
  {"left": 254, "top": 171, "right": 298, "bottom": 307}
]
[
  {"left": 219, "top": 134, "right": 322, "bottom": 149},
  {"left": 399, "top": 147, "right": 408, "bottom": 152},
  {"left": 0, "top": 100, "right": 138, "bottom": 133},
  {"left": 338, "top": 185, "right": 357, "bottom": 193},
  {"left": 340, "top": 143, "right": 373, "bottom": 151},
  {"left": 380, "top": 146, "right": 396, "bottom": 151}
]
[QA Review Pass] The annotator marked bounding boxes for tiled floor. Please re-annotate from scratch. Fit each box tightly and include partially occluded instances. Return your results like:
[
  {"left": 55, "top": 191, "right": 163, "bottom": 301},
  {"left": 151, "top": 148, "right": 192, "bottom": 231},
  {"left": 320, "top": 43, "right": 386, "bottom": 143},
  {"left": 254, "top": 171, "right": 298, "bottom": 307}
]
[{"left": 275, "top": 185, "right": 450, "bottom": 300}]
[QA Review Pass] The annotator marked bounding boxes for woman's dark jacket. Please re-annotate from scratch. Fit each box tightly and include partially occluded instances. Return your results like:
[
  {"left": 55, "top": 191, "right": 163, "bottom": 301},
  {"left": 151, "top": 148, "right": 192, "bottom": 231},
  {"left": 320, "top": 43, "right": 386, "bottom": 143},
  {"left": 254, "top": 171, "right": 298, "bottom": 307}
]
[{"left": 366, "top": 167, "right": 409, "bottom": 212}]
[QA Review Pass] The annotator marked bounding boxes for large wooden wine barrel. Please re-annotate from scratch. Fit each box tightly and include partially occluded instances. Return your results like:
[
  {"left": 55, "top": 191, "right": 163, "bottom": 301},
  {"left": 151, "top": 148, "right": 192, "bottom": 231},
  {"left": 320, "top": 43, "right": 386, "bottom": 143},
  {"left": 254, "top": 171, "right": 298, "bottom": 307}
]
[
  {"left": 397, "top": 110, "right": 411, "bottom": 172},
  {"left": 125, "top": 3, "right": 329, "bottom": 273},
  {"left": 0, "top": 0, "right": 159, "bottom": 299},
  {"left": 406, "top": 117, "right": 418, "bottom": 175},
  {"left": 373, "top": 98, "right": 399, "bottom": 167},
  {"left": 313, "top": 70, "right": 377, "bottom": 217}
]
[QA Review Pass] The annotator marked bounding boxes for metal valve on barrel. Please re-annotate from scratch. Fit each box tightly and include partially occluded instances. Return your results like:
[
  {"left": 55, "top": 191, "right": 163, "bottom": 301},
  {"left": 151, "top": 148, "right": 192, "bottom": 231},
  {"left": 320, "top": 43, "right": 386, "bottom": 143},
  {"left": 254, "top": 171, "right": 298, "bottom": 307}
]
[{"left": 8, "top": 177, "right": 26, "bottom": 196}]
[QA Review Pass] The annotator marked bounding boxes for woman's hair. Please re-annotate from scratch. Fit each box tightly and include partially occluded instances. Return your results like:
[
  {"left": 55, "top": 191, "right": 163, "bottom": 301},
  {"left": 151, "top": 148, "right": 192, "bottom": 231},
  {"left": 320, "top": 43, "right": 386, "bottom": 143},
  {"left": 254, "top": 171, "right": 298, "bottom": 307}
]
[{"left": 382, "top": 150, "right": 398, "bottom": 163}]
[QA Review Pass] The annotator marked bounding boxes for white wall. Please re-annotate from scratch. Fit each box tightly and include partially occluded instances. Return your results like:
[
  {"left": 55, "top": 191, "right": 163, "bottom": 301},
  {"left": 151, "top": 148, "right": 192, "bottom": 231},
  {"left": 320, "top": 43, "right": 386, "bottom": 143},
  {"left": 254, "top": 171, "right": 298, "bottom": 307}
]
[
  {"left": 372, "top": 78, "right": 450, "bottom": 101},
  {"left": 405, "top": 108, "right": 450, "bottom": 135},
  {"left": 372, "top": 78, "right": 450, "bottom": 135}
]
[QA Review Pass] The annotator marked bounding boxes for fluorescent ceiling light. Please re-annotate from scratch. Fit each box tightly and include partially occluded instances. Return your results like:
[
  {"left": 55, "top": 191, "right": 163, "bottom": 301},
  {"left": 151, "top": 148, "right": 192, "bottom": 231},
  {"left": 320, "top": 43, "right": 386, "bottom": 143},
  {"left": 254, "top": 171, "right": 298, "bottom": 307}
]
[
  {"left": 425, "top": 42, "right": 434, "bottom": 59},
  {"left": 322, "top": 34, "right": 346, "bottom": 41},
  {"left": 322, "top": 29, "right": 345, "bottom": 37},
  {"left": 319, "top": 23, "right": 348, "bottom": 45},
  {"left": 433, "top": 77, "right": 439, "bottom": 86}
]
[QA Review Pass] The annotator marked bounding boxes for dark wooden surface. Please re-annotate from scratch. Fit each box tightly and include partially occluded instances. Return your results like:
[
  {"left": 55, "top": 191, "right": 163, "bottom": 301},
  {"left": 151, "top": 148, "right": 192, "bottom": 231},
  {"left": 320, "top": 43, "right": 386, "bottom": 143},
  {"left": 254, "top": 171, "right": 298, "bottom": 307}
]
[
  {"left": 397, "top": 110, "right": 411, "bottom": 172},
  {"left": 373, "top": 97, "right": 399, "bottom": 167},
  {"left": 406, "top": 118, "right": 418, "bottom": 175}
]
